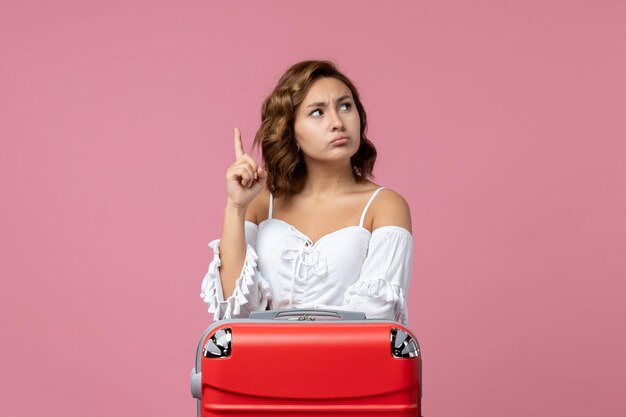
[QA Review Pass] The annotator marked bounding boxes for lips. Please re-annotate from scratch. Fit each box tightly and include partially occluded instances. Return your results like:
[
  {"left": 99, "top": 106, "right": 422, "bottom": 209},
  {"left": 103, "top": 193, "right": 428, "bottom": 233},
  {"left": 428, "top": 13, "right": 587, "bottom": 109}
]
[{"left": 330, "top": 135, "right": 349, "bottom": 144}]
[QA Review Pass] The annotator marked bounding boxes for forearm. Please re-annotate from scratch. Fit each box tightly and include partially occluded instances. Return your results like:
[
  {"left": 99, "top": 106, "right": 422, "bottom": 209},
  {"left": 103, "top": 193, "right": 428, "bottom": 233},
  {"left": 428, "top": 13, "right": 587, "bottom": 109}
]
[{"left": 218, "top": 203, "right": 248, "bottom": 299}]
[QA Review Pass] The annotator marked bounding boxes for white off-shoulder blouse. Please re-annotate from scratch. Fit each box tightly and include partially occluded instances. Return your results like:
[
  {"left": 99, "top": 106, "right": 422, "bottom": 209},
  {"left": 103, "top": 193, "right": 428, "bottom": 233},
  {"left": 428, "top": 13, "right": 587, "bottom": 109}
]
[{"left": 200, "top": 187, "right": 414, "bottom": 324}]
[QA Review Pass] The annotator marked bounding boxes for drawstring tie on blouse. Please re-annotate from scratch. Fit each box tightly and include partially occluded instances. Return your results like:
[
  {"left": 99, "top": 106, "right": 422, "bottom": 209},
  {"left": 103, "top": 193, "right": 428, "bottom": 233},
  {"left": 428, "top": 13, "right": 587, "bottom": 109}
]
[{"left": 280, "top": 226, "right": 328, "bottom": 306}]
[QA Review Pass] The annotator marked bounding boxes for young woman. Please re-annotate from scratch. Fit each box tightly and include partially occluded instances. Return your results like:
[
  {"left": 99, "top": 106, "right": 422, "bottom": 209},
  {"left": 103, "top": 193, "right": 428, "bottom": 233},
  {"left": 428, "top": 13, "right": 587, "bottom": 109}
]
[{"left": 201, "top": 60, "right": 414, "bottom": 324}]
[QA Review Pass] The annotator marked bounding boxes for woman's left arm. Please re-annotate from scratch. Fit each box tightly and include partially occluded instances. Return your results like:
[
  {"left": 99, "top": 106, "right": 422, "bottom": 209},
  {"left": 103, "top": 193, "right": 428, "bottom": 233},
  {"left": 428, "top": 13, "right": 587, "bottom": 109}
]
[{"left": 315, "top": 190, "right": 414, "bottom": 324}]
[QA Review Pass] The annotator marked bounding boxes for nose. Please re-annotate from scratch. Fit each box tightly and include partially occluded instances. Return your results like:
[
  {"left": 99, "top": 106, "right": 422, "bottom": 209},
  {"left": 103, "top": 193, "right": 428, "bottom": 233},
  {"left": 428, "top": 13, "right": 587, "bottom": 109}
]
[{"left": 329, "top": 109, "right": 344, "bottom": 131}]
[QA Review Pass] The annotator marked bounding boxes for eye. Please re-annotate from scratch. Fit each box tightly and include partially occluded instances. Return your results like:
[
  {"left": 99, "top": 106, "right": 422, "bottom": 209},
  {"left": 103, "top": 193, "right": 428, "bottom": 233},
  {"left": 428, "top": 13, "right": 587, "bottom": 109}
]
[
  {"left": 340, "top": 102, "right": 352, "bottom": 111},
  {"left": 309, "top": 108, "right": 323, "bottom": 117}
]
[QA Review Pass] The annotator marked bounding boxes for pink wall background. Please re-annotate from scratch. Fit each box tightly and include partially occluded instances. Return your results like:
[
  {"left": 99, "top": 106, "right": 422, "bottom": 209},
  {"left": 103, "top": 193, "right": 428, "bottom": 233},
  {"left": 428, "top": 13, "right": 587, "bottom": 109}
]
[{"left": 1, "top": 1, "right": 625, "bottom": 416}]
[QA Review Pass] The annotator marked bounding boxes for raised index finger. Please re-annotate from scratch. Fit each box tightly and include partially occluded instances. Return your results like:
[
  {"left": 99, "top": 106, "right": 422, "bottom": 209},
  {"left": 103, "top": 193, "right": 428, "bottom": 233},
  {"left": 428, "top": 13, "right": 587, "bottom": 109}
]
[{"left": 234, "top": 127, "right": 244, "bottom": 160}]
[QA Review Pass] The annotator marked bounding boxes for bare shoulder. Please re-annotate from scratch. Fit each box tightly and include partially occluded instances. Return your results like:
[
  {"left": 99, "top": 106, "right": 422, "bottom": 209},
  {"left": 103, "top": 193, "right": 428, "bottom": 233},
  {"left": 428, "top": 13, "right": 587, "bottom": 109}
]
[
  {"left": 370, "top": 188, "right": 412, "bottom": 234},
  {"left": 245, "top": 187, "right": 271, "bottom": 224}
]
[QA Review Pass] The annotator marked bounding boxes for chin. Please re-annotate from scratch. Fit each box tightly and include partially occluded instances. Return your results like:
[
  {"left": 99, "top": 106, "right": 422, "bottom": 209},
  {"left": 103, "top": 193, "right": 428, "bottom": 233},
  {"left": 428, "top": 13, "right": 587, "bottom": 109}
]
[{"left": 308, "top": 153, "right": 352, "bottom": 164}]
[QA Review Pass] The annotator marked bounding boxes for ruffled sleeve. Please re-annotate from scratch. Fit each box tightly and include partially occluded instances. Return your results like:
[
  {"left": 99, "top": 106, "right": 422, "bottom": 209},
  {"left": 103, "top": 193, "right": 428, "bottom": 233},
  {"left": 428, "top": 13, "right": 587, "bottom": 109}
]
[
  {"left": 200, "top": 221, "right": 272, "bottom": 321},
  {"left": 316, "top": 226, "right": 413, "bottom": 324}
]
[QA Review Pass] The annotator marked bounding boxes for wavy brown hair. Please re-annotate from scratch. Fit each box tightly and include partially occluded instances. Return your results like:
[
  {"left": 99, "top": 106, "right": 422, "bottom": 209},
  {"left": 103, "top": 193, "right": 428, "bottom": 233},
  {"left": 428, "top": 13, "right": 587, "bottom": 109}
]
[{"left": 253, "top": 60, "right": 377, "bottom": 198}]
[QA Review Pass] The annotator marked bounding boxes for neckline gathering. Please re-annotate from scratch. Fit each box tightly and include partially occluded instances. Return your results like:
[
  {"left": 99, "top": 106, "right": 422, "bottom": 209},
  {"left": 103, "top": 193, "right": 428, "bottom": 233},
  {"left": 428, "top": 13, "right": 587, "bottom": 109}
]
[
  {"left": 259, "top": 218, "right": 371, "bottom": 247},
  {"left": 242, "top": 186, "right": 412, "bottom": 247},
  {"left": 245, "top": 219, "right": 412, "bottom": 247}
]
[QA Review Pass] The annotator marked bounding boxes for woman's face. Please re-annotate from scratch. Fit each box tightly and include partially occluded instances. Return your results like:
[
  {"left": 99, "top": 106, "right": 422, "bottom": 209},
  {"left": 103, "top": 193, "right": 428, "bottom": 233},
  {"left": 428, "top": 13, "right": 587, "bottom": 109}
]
[{"left": 293, "top": 77, "right": 361, "bottom": 163}]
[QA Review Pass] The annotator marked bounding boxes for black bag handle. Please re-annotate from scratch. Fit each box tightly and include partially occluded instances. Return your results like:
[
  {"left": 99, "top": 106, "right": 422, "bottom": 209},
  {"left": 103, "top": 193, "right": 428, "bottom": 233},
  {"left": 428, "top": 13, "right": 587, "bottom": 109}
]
[{"left": 249, "top": 309, "right": 367, "bottom": 321}]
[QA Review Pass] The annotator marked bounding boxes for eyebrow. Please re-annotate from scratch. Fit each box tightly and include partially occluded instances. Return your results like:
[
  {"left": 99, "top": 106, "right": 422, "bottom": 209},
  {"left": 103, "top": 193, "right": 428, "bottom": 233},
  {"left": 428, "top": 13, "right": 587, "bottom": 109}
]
[{"left": 306, "top": 95, "right": 353, "bottom": 108}]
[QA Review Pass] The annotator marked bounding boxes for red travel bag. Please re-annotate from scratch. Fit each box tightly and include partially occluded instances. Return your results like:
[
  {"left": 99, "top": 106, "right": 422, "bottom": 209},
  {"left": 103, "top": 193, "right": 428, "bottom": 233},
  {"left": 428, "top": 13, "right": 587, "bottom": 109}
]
[{"left": 190, "top": 309, "right": 422, "bottom": 417}]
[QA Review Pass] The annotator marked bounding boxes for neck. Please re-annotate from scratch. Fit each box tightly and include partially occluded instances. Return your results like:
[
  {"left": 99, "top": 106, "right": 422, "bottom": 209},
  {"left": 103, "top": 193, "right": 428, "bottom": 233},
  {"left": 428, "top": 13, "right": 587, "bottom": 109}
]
[{"left": 300, "top": 157, "right": 356, "bottom": 198}]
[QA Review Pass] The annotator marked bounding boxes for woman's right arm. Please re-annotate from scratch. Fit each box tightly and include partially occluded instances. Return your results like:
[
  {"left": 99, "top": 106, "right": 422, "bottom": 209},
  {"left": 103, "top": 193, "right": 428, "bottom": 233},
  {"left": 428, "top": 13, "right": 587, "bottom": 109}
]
[
  {"left": 218, "top": 203, "right": 248, "bottom": 299},
  {"left": 200, "top": 127, "right": 270, "bottom": 320},
  {"left": 219, "top": 127, "right": 267, "bottom": 298}
]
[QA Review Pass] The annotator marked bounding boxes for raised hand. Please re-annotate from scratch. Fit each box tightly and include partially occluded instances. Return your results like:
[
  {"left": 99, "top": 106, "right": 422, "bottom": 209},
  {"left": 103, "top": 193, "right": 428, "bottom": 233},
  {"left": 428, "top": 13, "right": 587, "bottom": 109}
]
[{"left": 225, "top": 127, "right": 267, "bottom": 209}]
